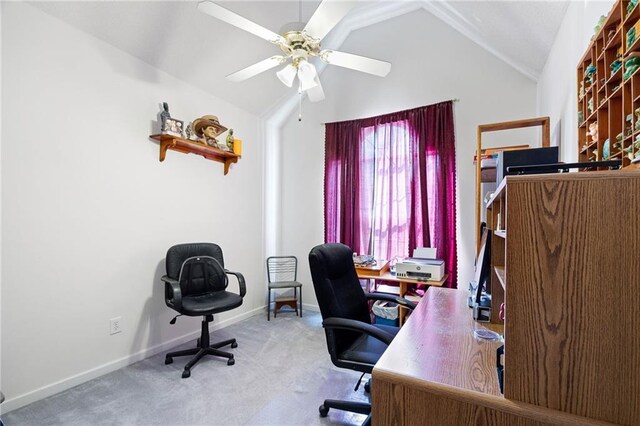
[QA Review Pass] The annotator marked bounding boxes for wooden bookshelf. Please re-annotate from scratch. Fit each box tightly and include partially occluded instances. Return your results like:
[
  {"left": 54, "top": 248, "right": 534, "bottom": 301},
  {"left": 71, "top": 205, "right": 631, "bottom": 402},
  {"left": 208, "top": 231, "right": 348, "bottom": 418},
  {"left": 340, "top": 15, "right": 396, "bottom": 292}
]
[
  {"left": 577, "top": 0, "right": 640, "bottom": 168},
  {"left": 475, "top": 118, "right": 550, "bottom": 253}
]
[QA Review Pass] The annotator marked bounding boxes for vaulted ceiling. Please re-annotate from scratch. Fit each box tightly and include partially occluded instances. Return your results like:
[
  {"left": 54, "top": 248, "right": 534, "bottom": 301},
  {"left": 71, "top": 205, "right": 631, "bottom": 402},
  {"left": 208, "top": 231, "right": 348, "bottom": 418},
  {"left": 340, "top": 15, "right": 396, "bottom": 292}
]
[{"left": 31, "top": 1, "right": 569, "bottom": 116}]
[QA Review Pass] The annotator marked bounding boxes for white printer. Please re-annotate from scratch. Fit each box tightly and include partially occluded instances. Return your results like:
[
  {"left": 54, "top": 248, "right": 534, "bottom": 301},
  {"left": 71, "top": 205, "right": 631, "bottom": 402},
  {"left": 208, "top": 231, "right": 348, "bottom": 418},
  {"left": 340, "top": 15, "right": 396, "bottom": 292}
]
[{"left": 395, "top": 247, "right": 445, "bottom": 281}]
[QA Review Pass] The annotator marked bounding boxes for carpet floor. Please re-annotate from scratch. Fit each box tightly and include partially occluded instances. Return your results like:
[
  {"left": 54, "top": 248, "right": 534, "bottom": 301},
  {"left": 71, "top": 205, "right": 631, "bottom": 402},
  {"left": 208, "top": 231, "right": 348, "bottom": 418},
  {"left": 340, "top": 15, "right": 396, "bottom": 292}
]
[{"left": 3, "top": 311, "right": 370, "bottom": 426}]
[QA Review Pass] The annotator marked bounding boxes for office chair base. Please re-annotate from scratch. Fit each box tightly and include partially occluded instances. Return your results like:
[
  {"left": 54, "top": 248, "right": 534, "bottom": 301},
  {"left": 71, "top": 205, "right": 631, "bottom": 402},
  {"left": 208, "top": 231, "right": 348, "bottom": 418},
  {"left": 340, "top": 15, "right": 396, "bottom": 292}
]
[
  {"left": 165, "top": 315, "right": 237, "bottom": 378},
  {"left": 319, "top": 399, "right": 371, "bottom": 417}
]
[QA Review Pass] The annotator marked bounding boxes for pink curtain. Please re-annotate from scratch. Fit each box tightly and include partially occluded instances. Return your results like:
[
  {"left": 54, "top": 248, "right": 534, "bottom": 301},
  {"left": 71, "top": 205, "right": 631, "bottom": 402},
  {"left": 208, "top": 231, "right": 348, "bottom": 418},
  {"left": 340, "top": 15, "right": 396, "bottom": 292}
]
[{"left": 324, "top": 101, "right": 457, "bottom": 288}]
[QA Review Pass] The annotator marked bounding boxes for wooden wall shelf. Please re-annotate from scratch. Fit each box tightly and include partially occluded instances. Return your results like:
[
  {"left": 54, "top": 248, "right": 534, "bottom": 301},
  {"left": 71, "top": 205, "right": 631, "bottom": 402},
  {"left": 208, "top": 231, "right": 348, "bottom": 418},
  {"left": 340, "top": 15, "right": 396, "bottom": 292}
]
[{"left": 149, "top": 134, "right": 240, "bottom": 175}]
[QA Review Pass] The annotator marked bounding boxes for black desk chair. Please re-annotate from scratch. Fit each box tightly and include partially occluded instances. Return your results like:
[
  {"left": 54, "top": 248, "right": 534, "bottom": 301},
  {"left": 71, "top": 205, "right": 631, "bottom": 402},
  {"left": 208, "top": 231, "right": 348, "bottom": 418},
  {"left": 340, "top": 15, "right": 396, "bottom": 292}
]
[
  {"left": 308, "top": 243, "right": 416, "bottom": 425},
  {"left": 162, "top": 243, "right": 246, "bottom": 378}
]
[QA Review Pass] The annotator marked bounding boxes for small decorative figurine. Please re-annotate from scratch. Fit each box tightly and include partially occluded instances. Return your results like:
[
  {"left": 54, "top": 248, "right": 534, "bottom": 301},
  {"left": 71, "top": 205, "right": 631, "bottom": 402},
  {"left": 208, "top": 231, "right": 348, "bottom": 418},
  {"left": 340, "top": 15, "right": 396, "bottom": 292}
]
[
  {"left": 160, "top": 102, "right": 171, "bottom": 131},
  {"left": 226, "top": 129, "right": 235, "bottom": 151},
  {"left": 585, "top": 64, "right": 597, "bottom": 84},
  {"left": 185, "top": 122, "right": 193, "bottom": 140},
  {"left": 594, "top": 15, "right": 606, "bottom": 36},
  {"left": 192, "top": 115, "right": 228, "bottom": 148},
  {"left": 603, "top": 139, "right": 610, "bottom": 160},
  {"left": 589, "top": 122, "right": 598, "bottom": 144}
]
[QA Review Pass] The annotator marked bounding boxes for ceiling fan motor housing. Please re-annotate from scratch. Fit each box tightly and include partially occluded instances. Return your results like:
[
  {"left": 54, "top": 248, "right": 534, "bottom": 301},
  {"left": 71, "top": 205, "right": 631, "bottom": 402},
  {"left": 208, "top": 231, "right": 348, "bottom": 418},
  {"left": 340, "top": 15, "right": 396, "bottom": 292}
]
[{"left": 279, "top": 31, "right": 321, "bottom": 59}]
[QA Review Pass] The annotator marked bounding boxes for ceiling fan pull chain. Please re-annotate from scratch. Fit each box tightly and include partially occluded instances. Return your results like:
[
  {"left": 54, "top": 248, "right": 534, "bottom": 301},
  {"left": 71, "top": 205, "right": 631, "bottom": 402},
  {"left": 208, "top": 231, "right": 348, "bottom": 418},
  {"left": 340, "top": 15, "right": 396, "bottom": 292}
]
[{"left": 298, "top": 82, "right": 303, "bottom": 122}]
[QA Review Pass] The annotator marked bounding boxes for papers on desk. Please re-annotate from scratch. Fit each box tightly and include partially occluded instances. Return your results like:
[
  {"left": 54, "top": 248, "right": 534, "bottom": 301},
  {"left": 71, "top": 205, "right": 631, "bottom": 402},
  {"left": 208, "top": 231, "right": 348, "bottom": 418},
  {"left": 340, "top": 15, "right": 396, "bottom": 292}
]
[
  {"left": 413, "top": 247, "right": 436, "bottom": 258},
  {"left": 376, "top": 284, "right": 422, "bottom": 303}
]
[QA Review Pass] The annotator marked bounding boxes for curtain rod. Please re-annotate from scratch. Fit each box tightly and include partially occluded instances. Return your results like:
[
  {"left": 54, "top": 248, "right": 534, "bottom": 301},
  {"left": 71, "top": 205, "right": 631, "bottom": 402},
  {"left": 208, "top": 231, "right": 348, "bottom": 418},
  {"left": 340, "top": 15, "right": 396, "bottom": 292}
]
[{"left": 320, "top": 99, "right": 460, "bottom": 125}]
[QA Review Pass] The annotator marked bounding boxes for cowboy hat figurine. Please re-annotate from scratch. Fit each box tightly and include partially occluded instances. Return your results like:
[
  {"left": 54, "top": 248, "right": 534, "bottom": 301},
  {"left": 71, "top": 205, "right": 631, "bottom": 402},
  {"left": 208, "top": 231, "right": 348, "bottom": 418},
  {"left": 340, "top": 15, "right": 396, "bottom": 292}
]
[{"left": 192, "top": 115, "right": 228, "bottom": 150}]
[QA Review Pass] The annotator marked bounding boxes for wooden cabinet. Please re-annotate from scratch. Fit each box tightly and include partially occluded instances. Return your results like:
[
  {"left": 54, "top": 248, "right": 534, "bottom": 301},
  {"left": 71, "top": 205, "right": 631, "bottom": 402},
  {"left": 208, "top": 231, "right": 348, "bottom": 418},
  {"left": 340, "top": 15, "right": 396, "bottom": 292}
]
[
  {"left": 577, "top": 0, "right": 640, "bottom": 168},
  {"left": 149, "top": 134, "right": 240, "bottom": 175},
  {"left": 484, "top": 171, "right": 640, "bottom": 424},
  {"left": 375, "top": 172, "right": 640, "bottom": 425}
]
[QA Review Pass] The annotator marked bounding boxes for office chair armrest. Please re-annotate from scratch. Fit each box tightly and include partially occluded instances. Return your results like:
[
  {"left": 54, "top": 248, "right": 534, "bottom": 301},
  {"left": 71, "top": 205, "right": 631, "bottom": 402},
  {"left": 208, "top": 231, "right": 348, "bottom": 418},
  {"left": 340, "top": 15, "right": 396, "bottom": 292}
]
[
  {"left": 161, "top": 275, "right": 182, "bottom": 311},
  {"left": 366, "top": 292, "right": 417, "bottom": 311},
  {"left": 225, "top": 270, "right": 246, "bottom": 298},
  {"left": 323, "top": 317, "right": 395, "bottom": 345}
]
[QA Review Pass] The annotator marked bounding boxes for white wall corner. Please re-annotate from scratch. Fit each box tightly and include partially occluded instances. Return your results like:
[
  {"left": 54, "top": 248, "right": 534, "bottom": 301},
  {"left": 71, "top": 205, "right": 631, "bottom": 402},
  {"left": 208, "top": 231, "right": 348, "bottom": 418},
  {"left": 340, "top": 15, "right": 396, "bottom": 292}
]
[{"left": 260, "top": 96, "right": 298, "bottom": 258}]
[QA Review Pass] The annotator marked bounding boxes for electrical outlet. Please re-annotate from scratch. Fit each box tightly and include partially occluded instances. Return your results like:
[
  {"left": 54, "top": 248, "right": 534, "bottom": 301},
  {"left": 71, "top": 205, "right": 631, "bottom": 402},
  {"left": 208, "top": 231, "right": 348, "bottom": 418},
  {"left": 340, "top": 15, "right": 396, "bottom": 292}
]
[{"left": 110, "top": 317, "right": 122, "bottom": 335}]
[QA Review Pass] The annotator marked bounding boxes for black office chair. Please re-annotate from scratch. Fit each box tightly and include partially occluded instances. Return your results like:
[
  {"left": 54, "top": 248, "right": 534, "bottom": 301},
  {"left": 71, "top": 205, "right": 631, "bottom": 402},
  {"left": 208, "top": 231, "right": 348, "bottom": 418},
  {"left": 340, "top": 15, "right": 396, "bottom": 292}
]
[
  {"left": 162, "top": 243, "right": 246, "bottom": 378},
  {"left": 308, "top": 243, "right": 416, "bottom": 426}
]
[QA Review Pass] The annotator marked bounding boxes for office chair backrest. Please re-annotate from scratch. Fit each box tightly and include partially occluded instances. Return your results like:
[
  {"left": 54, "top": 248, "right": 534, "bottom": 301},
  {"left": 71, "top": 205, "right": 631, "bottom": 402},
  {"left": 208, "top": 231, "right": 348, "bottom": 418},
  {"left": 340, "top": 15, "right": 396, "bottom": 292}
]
[
  {"left": 166, "top": 243, "right": 224, "bottom": 277},
  {"left": 267, "top": 256, "right": 297, "bottom": 283},
  {"left": 166, "top": 243, "right": 226, "bottom": 296},
  {"left": 308, "top": 243, "right": 370, "bottom": 325}
]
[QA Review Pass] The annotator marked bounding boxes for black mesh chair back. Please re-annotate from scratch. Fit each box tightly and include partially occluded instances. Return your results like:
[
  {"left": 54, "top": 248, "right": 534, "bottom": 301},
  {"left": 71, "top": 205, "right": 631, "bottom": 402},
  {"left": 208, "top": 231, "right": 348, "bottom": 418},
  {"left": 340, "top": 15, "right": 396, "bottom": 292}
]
[
  {"left": 267, "top": 256, "right": 297, "bottom": 283},
  {"left": 178, "top": 256, "right": 228, "bottom": 296}
]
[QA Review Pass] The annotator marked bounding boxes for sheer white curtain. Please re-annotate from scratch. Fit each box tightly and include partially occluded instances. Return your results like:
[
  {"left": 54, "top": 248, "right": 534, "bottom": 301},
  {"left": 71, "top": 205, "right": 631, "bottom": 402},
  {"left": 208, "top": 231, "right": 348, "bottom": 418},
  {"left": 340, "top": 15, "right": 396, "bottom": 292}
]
[{"left": 358, "top": 120, "right": 412, "bottom": 261}]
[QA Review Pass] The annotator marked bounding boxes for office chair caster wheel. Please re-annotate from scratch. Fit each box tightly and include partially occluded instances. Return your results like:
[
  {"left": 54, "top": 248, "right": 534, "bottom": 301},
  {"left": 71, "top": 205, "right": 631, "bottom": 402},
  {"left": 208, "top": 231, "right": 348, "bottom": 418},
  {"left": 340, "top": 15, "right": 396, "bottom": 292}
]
[
  {"left": 227, "top": 358, "right": 235, "bottom": 366},
  {"left": 182, "top": 369, "right": 191, "bottom": 379},
  {"left": 364, "top": 380, "right": 371, "bottom": 393},
  {"left": 231, "top": 341, "right": 238, "bottom": 348},
  {"left": 319, "top": 405, "right": 329, "bottom": 417},
  {"left": 165, "top": 356, "right": 173, "bottom": 365}
]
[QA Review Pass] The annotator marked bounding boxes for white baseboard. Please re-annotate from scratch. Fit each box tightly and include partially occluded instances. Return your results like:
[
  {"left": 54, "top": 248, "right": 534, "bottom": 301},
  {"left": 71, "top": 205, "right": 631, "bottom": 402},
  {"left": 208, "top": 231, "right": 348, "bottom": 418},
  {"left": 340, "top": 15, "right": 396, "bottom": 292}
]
[
  {"left": 1, "top": 306, "right": 264, "bottom": 414},
  {"left": 302, "top": 303, "right": 320, "bottom": 313}
]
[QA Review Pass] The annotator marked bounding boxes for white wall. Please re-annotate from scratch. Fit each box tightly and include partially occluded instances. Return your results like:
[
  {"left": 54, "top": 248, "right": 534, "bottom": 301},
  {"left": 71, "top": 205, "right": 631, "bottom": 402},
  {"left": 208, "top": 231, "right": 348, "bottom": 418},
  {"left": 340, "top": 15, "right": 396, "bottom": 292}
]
[
  {"left": 537, "top": 0, "right": 614, "bottom": 162},
  {"left": 276, "top": 9, "right": 538, "bottom": 306},
  {"left": 1, "top": 3, "right": 264, "bottom": 411}
]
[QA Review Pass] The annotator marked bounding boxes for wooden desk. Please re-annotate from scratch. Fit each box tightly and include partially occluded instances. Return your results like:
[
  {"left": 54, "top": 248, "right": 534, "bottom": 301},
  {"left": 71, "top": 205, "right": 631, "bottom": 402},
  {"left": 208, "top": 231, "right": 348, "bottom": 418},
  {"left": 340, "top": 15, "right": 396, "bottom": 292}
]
[
  {"left": 371, "top": 288, "right": 614, "bottom": 425},
  {"left": 355, "top": 260, "right": 390, "bottom": 278},
  {"left": 356, "top": 267, "right": 448, "bottom": 324}
]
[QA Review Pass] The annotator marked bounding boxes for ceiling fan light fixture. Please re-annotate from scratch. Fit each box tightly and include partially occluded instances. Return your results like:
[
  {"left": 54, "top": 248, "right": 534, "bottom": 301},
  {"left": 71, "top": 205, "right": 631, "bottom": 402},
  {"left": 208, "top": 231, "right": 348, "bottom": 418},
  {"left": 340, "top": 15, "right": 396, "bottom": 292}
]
[
  {"left": 276, "top": 64, "right": 297, "bottom": 87},
  {"left": 297, "top": 60, "right": 318, "bottom": 91}
]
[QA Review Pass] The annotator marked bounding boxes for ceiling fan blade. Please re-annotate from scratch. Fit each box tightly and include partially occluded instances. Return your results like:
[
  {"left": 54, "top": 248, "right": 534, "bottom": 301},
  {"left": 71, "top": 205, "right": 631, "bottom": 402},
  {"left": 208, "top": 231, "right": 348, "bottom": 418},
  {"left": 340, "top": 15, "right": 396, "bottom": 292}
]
[
  {"left": 197, "top": 1, "right": 284, "bottom": 44},
  {"left": 321, "top": 50, "right": 391, "bottom": 77},
  {"left": 306, "top": 76, "right": 325, "bottom": 102},
  {"left": 303, "top": 1, "right": 356, "bottom": 41},
  {"left": 226, "top": 56, "right": 286, "bottom": 82}
]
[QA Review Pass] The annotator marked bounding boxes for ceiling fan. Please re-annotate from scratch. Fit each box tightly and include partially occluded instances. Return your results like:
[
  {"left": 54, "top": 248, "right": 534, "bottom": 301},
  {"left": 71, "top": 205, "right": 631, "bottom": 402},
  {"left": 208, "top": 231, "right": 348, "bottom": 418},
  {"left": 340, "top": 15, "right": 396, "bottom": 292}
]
[{"left": 197, "top": 1, "right": 392, "bottom": 102}]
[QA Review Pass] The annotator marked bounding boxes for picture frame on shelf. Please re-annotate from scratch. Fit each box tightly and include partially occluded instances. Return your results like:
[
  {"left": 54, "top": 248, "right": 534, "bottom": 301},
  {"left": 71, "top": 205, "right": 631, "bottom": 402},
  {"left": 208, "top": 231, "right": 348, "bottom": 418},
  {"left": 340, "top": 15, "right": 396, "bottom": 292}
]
[{"left": 162, "top": 118, "right": 184, "bottom": 137}]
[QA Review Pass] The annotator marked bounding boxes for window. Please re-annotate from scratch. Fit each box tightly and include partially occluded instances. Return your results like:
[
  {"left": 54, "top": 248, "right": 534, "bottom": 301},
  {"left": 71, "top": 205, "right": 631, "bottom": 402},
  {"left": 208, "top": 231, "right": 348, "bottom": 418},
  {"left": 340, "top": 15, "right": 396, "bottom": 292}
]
[{"left": 324, "top": 101, "right": 457, "bottom": 287}]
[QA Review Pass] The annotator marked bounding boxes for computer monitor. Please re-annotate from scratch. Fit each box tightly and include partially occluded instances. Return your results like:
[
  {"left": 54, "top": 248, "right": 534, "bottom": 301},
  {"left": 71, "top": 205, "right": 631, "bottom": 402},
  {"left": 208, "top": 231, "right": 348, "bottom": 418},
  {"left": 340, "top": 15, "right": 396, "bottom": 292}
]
[{"left": 495, "top": 146, "right": 559, "bottom": 184}]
